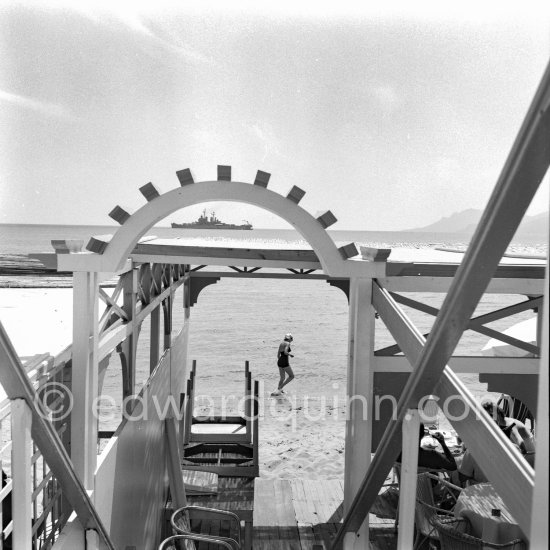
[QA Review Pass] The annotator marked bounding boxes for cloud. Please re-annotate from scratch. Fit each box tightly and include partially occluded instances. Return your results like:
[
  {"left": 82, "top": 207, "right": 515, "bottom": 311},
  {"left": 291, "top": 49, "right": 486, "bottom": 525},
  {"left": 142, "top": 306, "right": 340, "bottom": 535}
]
[
  {"left": 0, "top": 90, "right": 75, "bottom": 120},
  {"left": 65, "top": 3, "right": 216, "bottom": 67},
  {"left": 245, "top": 122, "right": 288, "bottom": 161}
]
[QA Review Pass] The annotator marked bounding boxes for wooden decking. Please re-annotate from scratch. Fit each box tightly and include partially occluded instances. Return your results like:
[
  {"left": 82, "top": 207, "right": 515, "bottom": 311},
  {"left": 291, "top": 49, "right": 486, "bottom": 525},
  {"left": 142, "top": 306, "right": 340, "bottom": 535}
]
[{"left": 253, "top": 479, "right": 396, "bottom": 550}]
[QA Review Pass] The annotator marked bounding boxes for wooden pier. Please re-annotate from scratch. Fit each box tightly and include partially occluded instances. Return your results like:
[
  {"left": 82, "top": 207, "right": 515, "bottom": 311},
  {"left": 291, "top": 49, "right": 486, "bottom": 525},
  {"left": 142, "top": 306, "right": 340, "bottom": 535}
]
[{"left": 253, "top": 478, "right": 395, "bottom": 550}]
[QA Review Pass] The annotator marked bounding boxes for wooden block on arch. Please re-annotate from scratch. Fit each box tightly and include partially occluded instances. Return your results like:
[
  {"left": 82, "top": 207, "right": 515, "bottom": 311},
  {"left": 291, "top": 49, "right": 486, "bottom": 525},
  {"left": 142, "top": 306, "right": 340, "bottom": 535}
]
[
  {"left": 86, "top": 234, "right": 113, "bottom": 254},
  {"left": 217, "top": 165, "right": 231, "bottom": 181},
  {"left": 338, "top": 242, "right": 359, "bottom": 259},
  {"left": 254, "top": 170, "right": 271, "bottom": 188},
  {"left": 286, "top": 185, "right": 306, "bottom": 204},
  {"left": 316, "top": 210, "right": 337, "bottom": 229},
  {"left": 176, "top": 168, "right": 194, "bottom": 186},
  {"left": 108, "top": 205, "right": 131, "bottom": 225},
  {"left": 139, "top": 182, "right": 160, "bottom": 202},
  {"left": 360, "top": 246, "right": 392, "bottom": 262}
]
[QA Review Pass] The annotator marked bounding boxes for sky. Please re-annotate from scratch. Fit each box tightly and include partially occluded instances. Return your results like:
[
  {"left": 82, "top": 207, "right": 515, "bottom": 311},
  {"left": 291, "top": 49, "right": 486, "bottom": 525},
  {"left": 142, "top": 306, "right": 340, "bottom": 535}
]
[{"left": 1, "top": 1, "right": 549, "bottom": 230}]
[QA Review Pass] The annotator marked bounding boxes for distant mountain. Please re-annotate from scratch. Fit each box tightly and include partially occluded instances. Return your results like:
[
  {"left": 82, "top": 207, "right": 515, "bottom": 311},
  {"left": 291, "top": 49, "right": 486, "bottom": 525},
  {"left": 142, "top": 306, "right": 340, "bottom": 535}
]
[
  {"left": 409, "top": 209, "right": 483, "bottom": 234},
  {"left": 409, "top": 209, "right": 548, "bottom": 237}
]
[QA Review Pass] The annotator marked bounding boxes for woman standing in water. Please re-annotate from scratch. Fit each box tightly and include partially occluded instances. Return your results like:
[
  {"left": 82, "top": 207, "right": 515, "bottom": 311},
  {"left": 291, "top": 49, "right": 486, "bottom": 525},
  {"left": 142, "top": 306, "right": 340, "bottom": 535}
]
[{"left": 272, "top": 333, "right": 294, "bottom": 395}]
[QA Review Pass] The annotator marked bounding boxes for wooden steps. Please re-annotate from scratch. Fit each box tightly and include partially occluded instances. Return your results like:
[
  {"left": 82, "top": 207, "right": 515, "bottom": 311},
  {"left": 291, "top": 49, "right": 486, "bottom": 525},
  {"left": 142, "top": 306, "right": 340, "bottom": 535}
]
[{"left": 181, "top": 360, "right": 260, "bottom": 477}]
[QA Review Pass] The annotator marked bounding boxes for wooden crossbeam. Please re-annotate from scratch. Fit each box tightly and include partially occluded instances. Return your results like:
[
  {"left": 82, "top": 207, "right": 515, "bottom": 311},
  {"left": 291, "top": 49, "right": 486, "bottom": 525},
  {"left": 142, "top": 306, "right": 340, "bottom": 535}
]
[
  {"left": 0, "top": 324, "right": 115, "bottom": 549},
  {"left": 254, "top": 170, "right": 271, "bottom": 187},
  {"left": 316, "top": 210, "right": 337, "bottom": 229},
  {"left": 469, "top": 297, "right": 542, "bottom": 326},
  {"left": 217, "top": 165, "right": 231, "bottom": 181},
  {"left": 132, "top": 242, "right": 320, "bottom": 263},
  {"left": 334, "top": 60, "right": 550, "bottom": 547},
  {"left": 108, "top": 205, "right": 130, "bottom": 225},
  {"left": 286, "top": 185, "right": 305, "bottom": 204},
  {"left": 139, "top": 182, "right": 160, "bottom": 202},
  {"left": 98, "top": 287, "right": 128, "bottom": 322},
  {"left": 176, "top": 168, "right": 194, "bottom": 186},
  {"left": 389, "top": 292, "right": 540, "bottom": 355}
]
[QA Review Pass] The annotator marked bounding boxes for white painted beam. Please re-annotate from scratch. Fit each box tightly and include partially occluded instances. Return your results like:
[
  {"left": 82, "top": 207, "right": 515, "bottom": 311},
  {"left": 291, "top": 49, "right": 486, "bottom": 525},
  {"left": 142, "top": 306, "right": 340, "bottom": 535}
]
[
  {"left": 378, "top": 276, "right": 545, "bottom": 294},
  {"left": 11, "top": 399, "right": 33, "bottom": 549},
  {"left": 397, "top": 409, "right": 420, "bottom": 550},
  {"left": 373, "top": 356, "right": 539, "bottom": 374},
  {"left": 71, "top": 272, "right": 99, "bottom": 490},
  {"left": 344, "top": 278, "right": 375, "bottom": 549}
]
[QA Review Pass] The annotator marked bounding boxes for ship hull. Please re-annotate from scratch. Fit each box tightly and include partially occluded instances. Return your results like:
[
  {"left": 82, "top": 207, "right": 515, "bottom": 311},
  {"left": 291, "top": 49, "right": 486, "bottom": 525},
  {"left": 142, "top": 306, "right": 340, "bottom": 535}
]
[{"left": 171, "top": 223, "right": 252, "bottom": 230}]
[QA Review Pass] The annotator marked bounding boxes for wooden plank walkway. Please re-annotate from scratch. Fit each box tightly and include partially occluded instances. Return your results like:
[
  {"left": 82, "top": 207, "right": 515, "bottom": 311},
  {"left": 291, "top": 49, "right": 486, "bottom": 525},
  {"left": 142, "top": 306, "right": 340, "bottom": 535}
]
[{"left": 253, "top": 479, "right": 396, "bottom": 550}]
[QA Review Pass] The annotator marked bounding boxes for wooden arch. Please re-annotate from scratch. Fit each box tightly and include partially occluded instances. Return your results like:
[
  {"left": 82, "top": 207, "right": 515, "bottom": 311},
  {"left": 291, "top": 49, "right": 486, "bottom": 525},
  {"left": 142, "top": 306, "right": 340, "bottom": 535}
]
[{"left": 91, "top": 168, "right": 352, "bottom": 276}]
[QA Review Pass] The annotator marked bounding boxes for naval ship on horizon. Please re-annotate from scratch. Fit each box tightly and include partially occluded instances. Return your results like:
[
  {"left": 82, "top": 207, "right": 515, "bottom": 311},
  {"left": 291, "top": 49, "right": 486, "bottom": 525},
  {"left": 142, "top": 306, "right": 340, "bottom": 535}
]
[{"left": 171, "top": 209, "right": 253, "bottom": 230}]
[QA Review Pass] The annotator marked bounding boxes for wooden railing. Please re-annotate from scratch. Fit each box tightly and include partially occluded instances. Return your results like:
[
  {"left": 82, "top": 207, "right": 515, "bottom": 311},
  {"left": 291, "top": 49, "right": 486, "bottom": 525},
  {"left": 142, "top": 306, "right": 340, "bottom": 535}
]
[
  {"left": 0, "top": 330, "right": 115, "bottom": 550},
  {"left": 1, "top": 352, "right": 73, "bottom": 550}
]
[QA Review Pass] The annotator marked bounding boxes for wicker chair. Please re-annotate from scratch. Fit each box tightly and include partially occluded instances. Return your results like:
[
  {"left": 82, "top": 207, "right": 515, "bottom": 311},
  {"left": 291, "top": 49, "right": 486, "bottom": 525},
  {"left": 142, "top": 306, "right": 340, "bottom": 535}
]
[
  {"left": 431, "top": 517, "right": 527, "bottom": 550},
  {"left": 159, "top": 534, "right": 235, "bottom": 550},
  {"left": 171, "top": 505, "right": 241, "bottom": 550},
  {"left": 413, "top": 472, "right": 463, "bottom": 550}
]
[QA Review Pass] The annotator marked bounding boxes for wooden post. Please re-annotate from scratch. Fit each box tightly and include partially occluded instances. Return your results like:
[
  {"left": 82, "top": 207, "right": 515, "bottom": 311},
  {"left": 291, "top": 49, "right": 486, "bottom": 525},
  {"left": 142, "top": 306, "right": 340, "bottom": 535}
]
[
  {"left": 183, "top": 377, "right": 193, "bottom": 446},
  {"left": 344, "top": 277, "right": 375, "bottom": 549},
  {"left": 245, "top": 364, "right": 252, "bottom": 442},
  {"left": 120, "top": 269, "right": 138, "bottom": 399},
  {"left": 11, "top": 399, "right": 33, "bottom": 549},
  {"left": 253, "top": 380, "right": 260, "bottom": 476},
  {"left": 397, "top": 409, "right": 420, "bottom": 550},
  {"left": 162, "top": 265, "right": 173, "bottom": 351},
  {"left": 150, "top": 306, "right": 160, "bottom": 373},
  {"left": 71, "top": 271, "right": 99, "bottom": 490}
]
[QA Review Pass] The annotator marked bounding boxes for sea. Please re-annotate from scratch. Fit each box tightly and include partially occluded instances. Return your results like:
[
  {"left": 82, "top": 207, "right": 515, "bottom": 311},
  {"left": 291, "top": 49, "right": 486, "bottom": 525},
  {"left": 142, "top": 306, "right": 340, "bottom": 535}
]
[{"left": 0, "top": 223, "right": 546, "bottom": 437}]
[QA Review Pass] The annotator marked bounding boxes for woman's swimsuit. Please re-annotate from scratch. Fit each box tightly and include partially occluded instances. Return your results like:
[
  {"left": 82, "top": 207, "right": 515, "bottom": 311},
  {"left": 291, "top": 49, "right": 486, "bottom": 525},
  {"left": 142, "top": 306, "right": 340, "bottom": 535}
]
[{"left": 277, "top": 344, "right": 291, "bottom": 368}]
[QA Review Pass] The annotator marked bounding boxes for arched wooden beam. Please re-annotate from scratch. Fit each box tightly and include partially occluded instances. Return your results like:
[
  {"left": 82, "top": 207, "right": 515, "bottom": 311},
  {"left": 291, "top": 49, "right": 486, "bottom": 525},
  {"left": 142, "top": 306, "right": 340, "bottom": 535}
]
[{"left": 86, "top": 180, "right": 351, "bottom": 276}]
